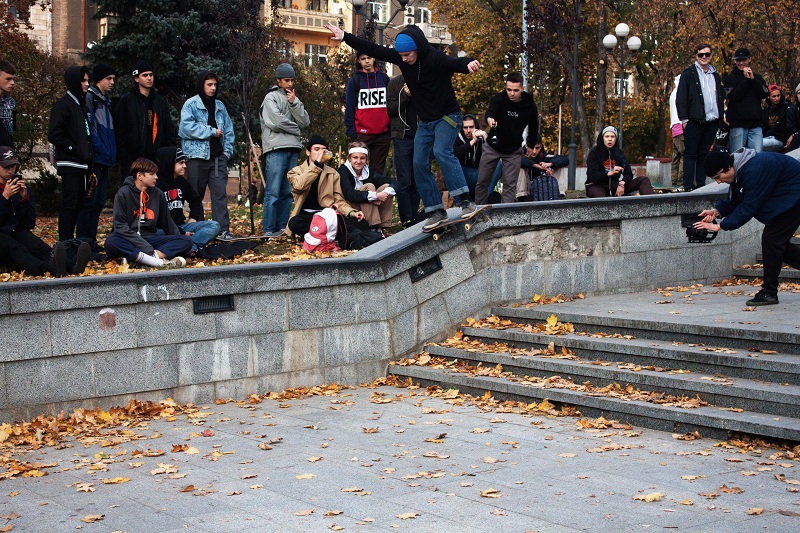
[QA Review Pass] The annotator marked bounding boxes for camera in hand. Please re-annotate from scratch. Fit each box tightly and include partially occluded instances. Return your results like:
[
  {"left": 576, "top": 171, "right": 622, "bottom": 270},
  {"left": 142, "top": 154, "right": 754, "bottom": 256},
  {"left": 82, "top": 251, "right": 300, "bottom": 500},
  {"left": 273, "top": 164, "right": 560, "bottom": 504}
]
[
  {"left": 487, "top": 127, "right": 500, "bottom": 149},
  {"left": 681, "top": 214, "right": 718, "bottom": 243}
]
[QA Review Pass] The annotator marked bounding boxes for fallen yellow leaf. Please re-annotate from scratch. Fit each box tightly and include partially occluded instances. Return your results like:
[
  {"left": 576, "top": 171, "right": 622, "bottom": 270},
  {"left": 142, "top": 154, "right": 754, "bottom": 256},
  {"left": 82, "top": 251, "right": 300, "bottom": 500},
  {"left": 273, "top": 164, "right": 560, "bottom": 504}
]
[{"left": 633, "top": 492, "right": 663, "bottom": 502}]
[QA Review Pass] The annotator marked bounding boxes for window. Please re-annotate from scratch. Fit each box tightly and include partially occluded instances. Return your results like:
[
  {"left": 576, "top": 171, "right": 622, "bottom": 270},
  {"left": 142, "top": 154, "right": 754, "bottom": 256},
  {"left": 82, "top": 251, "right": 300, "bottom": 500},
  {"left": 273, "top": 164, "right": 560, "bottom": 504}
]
[
  {"left": 305, "top": 44, "right": 329, "bottom": 66},
  {"left": 308, "top": 0, "right": 328, "bottom": 11},
  {"left": 277, "top": 0, "right": 293, "bottom": 8},
  {"left": 368, "top": 1, "right": 389, "bottom": 23},
  {"left": 416, "top": 7, "right": 431, "bottom": 24},
  {"left": 614, "top": 73, "right": 632, "bottom": 97}
]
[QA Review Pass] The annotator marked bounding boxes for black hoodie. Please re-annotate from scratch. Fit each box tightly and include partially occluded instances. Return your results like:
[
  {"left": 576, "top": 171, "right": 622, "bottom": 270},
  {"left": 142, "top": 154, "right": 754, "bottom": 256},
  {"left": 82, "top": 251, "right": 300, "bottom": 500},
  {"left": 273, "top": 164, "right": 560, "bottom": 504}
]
[
  {"left": 762, "top": 93, "right": 796, "bottom": 143},
  {"left": 485, "top": 90, "right": 539, "bottom": 154},
  {"left": 113, "top": 79, "right": 175, "bottom": 165},
  {"left": 47, "top": 65, "right": 93, "bottom": 169},
  {"left": 343, "top": 26, "right": 474, "bottom": 122},
  {"left": 155, "top": 146, "right": 204, "bottom": 227},
  {"left": 196, "top": 71, "right": 223, "bottom": 158},
  {"left": 722, "top": 67, "right": 769, "bottom": 128},
  {"left": 585, "top": 132, "right": 633, "bottom": 193}
]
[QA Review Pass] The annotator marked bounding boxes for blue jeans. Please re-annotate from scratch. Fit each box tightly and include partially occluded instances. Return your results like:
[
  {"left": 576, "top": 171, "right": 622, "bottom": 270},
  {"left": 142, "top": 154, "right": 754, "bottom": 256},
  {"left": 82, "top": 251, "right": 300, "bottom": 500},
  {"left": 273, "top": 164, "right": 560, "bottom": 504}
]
[
  {"left": 262, "top": 149, "right": 299, "bottom": 233},
  {"left": 393, "top": 137, "right": 420, "bottom": 224},
  {"left": 462, "top": 166, "right": 478, "bottom": 199},
  {"left": 105, "top": 233, "right": 193, "bottom": 262},
  {"left": 158, "top": 220, "right": 221, "bottom": 251},
  {"left": 729, "top": 127, "right": 763, "bottom": 153},
  {"left": 413, "top": 112, "right": 469, "bottom": 213},
  {"left": 76, "top": 164, "right": 109, "bottom": 240}
]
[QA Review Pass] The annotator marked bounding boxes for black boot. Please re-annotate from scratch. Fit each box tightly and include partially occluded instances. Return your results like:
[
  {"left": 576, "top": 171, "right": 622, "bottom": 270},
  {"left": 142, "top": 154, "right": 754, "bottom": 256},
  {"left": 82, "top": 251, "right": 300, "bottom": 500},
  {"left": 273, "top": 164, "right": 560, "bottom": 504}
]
[
  {"left": 68, "top": 241, "right": 91, "bottom": 275},
  {"left": 47, "top": 241, "right": 67, "bottom": 278}
]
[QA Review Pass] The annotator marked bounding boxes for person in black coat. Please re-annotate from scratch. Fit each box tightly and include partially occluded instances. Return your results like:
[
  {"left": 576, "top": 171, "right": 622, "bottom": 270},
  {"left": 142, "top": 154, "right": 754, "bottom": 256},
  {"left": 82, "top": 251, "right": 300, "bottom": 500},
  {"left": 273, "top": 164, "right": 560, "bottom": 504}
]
[
  {"left": 113, "top": 61, "right": 175, "bottom": 178},
  {"left": 48, "top": 65, "right": 93, "bottom": 240},
  {"left": 585, "top": 127, "right": 654, "bottom": 198},
  {"left": 762, "top": 85, "right": 796, "bottom": 153},
  {"left": 722, "top": 48, "right": 769, "bottom": 152}
]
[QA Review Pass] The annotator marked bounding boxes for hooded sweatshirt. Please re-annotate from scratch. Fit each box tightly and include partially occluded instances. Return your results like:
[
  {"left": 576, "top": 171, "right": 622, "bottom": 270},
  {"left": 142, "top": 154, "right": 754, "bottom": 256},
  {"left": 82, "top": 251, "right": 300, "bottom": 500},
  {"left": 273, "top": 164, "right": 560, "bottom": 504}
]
[
  {"left": 155, "top": 146, "right": 204, "bottom": 227},
  {"left": 344, "top": 68, "right": 391, "bottom": 139},
  {"left": 179, "top": 72, "right": 235, "bottom": 160},
  {"left": 342, "top": 25, "right": 474, "bottom": 122},
  {"left": 762, "top": 93, "right": 796, "bottom": 143},
  {"left": 722, "top": 67, "right": 769, "bottom": 128},
  {"left": 715, "top": 148, "right": 800, "bottom": 230},
  {"left": 113, "top": 80, "right": 175, "bottom": 165},
  {"left": 585, "top": 132, "right": 633, "bottom": 193},
  {"left": 485, "top": 89, "right": 539, "bottom": 154},
  {"left": 111, "top": 174, "right": 180, "bottom": 254},
  {"left": 47, "top": 65, "right": 93, "bottom": 169}
]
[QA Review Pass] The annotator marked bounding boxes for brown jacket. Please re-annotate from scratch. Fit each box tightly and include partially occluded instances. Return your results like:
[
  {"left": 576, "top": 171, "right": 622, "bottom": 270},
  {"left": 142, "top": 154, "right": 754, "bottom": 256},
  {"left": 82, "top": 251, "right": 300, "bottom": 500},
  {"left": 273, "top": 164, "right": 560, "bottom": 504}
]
[{"left": 287, "top": 159, "right": 356, "bottom": 229}]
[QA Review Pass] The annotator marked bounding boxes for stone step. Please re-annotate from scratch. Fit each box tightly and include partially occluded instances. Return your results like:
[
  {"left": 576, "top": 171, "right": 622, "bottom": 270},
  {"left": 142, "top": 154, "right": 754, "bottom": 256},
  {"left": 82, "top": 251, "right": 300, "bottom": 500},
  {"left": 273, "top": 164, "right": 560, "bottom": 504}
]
[
  {"left": 459, "top": 326, "right": 800, "bottom": 385},
  {"left": 390, "top": 363, "right": 800, "bottom": 442},
  {"left": 425, "top": 344, "right": 800, "bottom": 418},
  {"left": 732, "top": 266, "right": 800, "bottom": 281},
  {"left": 490, "top": 306, "right": 800, "bottom": 355}
]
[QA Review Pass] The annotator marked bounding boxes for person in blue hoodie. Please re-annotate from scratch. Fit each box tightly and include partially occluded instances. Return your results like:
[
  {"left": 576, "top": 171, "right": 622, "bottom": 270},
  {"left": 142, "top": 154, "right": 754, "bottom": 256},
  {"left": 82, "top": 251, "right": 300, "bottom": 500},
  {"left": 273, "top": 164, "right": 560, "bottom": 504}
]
[
  {"left": 326, "top": 23, "right": 481, "bottom": 231},
  {"left": 344, "top": 53, "right": 391, "bottom": 174},
  {"left": 48, "top": 65, "right": 93, "bottom": 241},
  {"left": 179, "top": 71, "right": 236, "bottom": 240},
  {"left": 77, "top": 63, "right": 117, "bottom": 242},
  {"left": 155, "top": 146, "right": 220, "bottom": 252},
  {"left": 695, "top": 149, "right": 800, "bottom": 306},
  {"left": 585, "top": 126, "right": 654, "bottom": 198}
]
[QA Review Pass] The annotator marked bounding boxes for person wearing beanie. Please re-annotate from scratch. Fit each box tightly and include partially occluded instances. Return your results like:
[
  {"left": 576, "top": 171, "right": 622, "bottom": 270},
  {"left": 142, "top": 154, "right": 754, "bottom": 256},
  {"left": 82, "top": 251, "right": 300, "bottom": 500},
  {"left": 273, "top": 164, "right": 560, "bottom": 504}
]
[
  {"left": 694, "top": 148, "right": 800, "bottom": 306},
  {"left": 113, "top": 60, "right": 175, "bottom": 177},
  {"left": 722, "top": 47, "right": 769, "bottom": 152},
  {"left": 326, "top": 22, "right": 482, "bottom": 231},
  {"left": 76, "top": 63, "right": 117, "bottom": 243},
  {"left": 286, "top": 135, "right": 364, "bottom": 247},
  {"left": 676, "top": 43, "right": 725, "bottom": 191},
  {"left": 585, "top": 126, "right": 654, "bottom": 198},
  {"left": 48, "top": 65, "right": 93, "bottom": 240},
  {"left": 789, "top": 84, "right": 800, "bottom": 152},
  {"left": 762, "top": 85, "right": 796, "bottom": 153},
  {"left": 344, "top": 52, "right": 391, "bottom": 174},
  {"left": 178, "top": 71, "right": 236, "bottom": 240},
  {"left": 259, "top": 63, "right": 310, "bottom": 238},
  {"left": 0, "top": 146, "right": 90, "bottom": 277},
  {"left": 155, "top": 146, "right": 220, "bottom": 251}
]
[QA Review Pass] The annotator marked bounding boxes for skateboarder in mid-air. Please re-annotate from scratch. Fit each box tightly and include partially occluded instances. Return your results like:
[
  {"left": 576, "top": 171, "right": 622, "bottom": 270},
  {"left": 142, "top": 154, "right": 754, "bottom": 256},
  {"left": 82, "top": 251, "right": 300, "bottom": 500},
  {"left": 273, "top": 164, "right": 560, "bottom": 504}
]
[{"left": 325, "top": 23, "right": 482, "bottom": 231}]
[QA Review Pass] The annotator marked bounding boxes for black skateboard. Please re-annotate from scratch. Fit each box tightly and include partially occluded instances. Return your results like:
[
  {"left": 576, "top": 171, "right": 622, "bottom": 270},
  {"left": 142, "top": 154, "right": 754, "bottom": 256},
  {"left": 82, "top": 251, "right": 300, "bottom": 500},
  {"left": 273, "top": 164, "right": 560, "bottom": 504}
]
[
  {"left": 422, "top": 205, "right": 491, "bottom": 241},
  {"left": 215, "top": 234, "right": 276, "bottom": 243}
]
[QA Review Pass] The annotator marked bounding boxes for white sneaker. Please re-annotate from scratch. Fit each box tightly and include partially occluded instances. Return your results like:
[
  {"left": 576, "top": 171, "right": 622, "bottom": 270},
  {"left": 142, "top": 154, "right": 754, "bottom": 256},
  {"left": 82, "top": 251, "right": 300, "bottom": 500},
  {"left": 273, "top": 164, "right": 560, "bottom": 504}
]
[{"left": 161, "top": 256, "right": 187, "bottom": 269}]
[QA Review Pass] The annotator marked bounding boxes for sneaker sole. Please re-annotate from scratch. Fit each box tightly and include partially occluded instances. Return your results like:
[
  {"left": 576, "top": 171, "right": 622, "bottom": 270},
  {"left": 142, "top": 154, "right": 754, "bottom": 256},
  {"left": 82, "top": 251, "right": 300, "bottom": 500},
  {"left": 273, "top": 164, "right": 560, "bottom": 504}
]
[{"left": 746, "top": 300, "right": 779, "bottom": 306}]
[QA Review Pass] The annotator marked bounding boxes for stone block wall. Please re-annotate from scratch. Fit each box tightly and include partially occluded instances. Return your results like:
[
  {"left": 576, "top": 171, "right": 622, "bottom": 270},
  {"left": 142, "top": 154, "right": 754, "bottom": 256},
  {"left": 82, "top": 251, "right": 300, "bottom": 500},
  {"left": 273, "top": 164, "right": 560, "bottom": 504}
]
[{"left": 0, "top": 193, "right": 760, "bottom": 422}]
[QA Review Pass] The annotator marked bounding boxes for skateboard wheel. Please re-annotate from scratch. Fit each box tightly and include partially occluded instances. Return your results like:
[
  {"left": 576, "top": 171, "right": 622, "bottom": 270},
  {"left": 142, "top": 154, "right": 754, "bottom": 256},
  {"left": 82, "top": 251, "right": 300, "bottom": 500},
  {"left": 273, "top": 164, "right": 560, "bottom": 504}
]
[
  {"left": 464, "top": 223, "right": 472, "bottom": 231},
  {"left": 432, "top": 233, "right": 440, "bottom": 241}
]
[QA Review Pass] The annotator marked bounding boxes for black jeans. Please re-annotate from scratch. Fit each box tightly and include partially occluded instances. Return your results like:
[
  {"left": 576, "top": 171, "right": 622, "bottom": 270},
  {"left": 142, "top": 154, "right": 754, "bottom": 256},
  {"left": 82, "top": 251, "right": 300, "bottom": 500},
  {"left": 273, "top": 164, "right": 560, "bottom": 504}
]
[
  {"left": 682, "top": 119, "right": 718, "bottom": 190},
  {"left": 58, "top": 166, "right": 88, "bottom": 240},
  {"left": 761, "top": 201, "right": 800, "bottom": 296},
  {"left": 0, "top": 229, "right": 52, "bottom": 275}
]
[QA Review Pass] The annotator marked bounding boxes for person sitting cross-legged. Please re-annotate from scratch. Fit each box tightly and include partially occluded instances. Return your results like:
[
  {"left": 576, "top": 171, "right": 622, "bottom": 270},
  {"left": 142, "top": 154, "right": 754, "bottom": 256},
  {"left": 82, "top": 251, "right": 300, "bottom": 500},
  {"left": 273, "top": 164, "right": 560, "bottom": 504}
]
[
  {"left": 338, "top": 142, "right": 395, "bottom": 231},
  {"left": 105, "top": 157, "right": 192, "bottom": 268},
  {"left": 155, "top": 146, "right": 220, "bottom": 253},
  {"left": 585, "top": 126, "right": 654, "bottom": 198}
]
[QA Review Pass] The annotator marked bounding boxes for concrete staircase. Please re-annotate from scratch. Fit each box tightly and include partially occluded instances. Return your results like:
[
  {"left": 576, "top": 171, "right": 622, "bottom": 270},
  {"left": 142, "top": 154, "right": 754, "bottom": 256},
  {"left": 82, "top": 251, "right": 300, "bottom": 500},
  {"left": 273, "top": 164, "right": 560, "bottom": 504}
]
[
  {"left": 737, "top": 236, "right": 800, "bottom": 281},
  {"left": 389, "top": 299, "right": 800, "bottom": 442}
]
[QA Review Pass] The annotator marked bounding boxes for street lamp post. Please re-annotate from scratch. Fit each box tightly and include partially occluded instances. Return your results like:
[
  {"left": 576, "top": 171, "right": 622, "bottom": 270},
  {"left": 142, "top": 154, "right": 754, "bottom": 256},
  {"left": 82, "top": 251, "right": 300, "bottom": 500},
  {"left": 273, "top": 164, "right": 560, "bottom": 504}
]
[
  {"left": 350, "top": 0, "right": 410, "bottom": 44},
  {"left": 567, "top": 0, "right": 584, "bottom": 191},
  {"left": 603, "top": 23, "right": 641, "bottom": 150},
  {"left": 351, "top": 0, "right": 366, "bottom": 34}
]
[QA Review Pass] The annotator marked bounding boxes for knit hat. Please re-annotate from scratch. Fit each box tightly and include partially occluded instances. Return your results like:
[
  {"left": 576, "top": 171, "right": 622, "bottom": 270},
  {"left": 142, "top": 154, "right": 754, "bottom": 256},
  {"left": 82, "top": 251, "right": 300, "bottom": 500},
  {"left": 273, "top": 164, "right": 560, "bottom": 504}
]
[
  {"left": 795, "top": 83, "right": 800, "bottom": 95},
  {"left": 602, "top": 126, "right": 618, "bottom": 137},
  {"left": 733, "top": 48, "right": 750, "bottom": 60},
  {"left": 275, "top": 63, "right": 295, "bottom": 79},
  {"left": 394, "top": 33, "right": 417, "bottom": 52},
  {"left": 92, "top": 63, "right": 116, "bottom": 82},
  {"left": 305, "top": 134, "right": 329, "bottom": 149},
  {"left": 132, "top": 60, "right": 153, "bottom": 77},
  {"left": 0, "top": 146, "right": 19, "bottom": 168},
  {"left": 175, "top": 148, "right": 187, "bottom": 163},
  {"left": 704, "top": 151, "right": 734, "bottom": 177}
]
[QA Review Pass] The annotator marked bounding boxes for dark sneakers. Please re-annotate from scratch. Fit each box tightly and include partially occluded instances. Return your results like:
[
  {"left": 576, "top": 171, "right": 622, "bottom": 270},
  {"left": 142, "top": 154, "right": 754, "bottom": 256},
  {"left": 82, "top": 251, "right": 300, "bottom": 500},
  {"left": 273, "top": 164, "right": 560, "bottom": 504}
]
[
  {"left": 69, "top": 241, "right": 91, "bottom": 275},
  {"left": 746, "top": 291, "right": 779, "bottom": 306},
  {"left": 423, "top": 210, "right": 448, "bottom": 230},
  {"left": 47, "top": 241, "right": 67, "bottom": 278},
  {"left": 459, "top": 200, "right": 479, "bottom": 218}
]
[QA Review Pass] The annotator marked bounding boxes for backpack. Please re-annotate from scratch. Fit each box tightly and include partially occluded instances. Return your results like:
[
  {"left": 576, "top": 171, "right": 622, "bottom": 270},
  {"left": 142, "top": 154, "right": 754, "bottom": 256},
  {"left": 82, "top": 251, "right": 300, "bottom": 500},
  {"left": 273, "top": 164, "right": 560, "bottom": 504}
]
[
  {"left": 345, "top": 217, "right": 384, "bottom": 249},
  {"left": 529, "top": 171, "right": 560, "bottom": 201},
  {"left": 303, "top": 208, "right": 340, "bottom": 253}
]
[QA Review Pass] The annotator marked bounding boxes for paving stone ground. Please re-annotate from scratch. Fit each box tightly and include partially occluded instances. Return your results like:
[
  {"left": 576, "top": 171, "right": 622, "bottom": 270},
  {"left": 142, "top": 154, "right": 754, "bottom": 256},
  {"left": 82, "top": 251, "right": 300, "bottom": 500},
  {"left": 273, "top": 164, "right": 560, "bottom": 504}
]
[{"left": 2, "top": 381, "right": 800, "bottom": 532}]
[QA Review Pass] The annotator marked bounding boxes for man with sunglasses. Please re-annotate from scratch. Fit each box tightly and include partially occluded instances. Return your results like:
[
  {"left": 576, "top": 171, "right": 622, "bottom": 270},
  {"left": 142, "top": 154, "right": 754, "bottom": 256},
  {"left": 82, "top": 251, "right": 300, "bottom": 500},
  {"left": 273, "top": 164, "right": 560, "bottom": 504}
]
[
  {"left": 722, "top": 48, "right": 768, "bottom": 153},
  {"left": 676, "top": 44, "right": 725, "bottom": 191}
]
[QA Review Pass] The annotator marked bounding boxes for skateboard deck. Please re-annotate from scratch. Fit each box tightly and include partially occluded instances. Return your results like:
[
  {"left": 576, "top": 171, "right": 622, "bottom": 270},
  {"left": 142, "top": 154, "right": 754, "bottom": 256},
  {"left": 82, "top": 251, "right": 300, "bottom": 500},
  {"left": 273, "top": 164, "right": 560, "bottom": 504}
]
[
  {"left": 422, "top": 205, "right": 491, "bottom": 241},
  {"left": 653, "top": 186, "right": 685, "bottom": 194},
  {"left": 215, "top": 234, "right": 276, "bottom": 243}
]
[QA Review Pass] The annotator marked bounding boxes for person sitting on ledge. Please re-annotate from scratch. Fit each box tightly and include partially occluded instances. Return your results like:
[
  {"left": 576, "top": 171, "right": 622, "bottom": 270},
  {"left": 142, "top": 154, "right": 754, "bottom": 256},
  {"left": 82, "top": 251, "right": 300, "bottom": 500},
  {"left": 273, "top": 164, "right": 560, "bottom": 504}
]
[
  {"left": 287, "top": 135, "right": 364, "bottom": 248},
  {"left": 585, "top": 126, "right": 654, "bottom": 198},
  {"left": 105, "top": 157, "right": 192, "bottom": 268},
  {"left": 338, "top": 142, "right": 395, "bottom": 232},
  {"left": 0, "top": 146, "right": 90, "bottom": 277}
]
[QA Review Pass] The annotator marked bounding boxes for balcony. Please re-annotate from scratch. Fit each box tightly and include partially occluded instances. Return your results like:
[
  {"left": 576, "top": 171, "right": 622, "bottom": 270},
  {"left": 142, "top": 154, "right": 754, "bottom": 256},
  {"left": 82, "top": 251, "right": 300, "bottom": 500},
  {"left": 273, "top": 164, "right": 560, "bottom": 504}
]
[
  {"left": 277, "top": 7, "right": 342, "bottom": 33},
  {"left": 417, "top": 22, "right": 453, "bottom": 46}
]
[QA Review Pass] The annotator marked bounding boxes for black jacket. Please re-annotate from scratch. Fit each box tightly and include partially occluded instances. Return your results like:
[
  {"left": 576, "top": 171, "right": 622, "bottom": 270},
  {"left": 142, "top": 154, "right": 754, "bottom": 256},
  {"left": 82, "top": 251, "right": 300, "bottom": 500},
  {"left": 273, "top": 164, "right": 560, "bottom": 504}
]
[
  {"left": 585, "top": 132, "right": 633, "bottom": 193},
  {"left": 0, "top": 183, "right": 35, "bottom": 235},
  {"left": 337, "top": 163, "right": 391, "bottom": 205},
  {"left": 485, "top": 90, "right": 539, "bottom": 154},
  {"left": 386, "top": 74, "right": 417, "bottom": 140},
  {"left": 155, "top": 146, "right": 204, "bottom": 227},
  {"left": 762, "top": 95, "right": 796, "bottom": 143},
  {"left": 47, "top": 66, "right": 93, "bottom": 170},
  {"left": 113, "top": 86, "right": 175, "bottom": 164},
  {"left": 343, "top": 25, "right": 474, "bottom": 122},
  {"left": 453, "top": 132, "right": 482, "bottom": 169},
  {"left": 675, "top": 63, "right": 724, "bottom": 123},
  {"left": 722, "top": 68, "right": 769, "bottom": 128}
]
